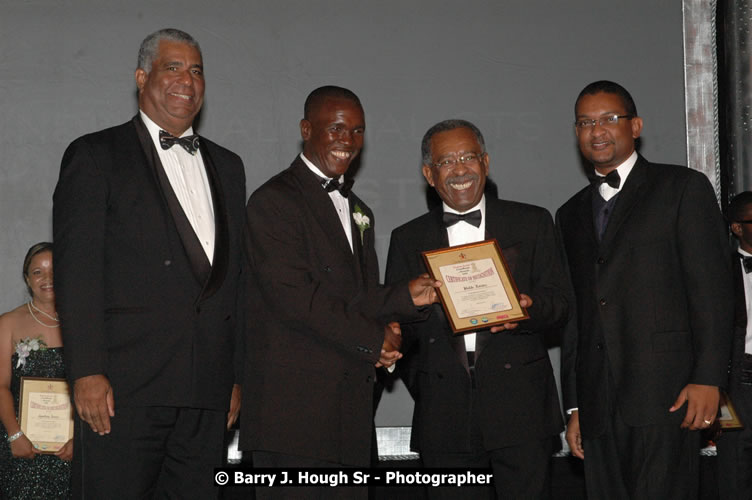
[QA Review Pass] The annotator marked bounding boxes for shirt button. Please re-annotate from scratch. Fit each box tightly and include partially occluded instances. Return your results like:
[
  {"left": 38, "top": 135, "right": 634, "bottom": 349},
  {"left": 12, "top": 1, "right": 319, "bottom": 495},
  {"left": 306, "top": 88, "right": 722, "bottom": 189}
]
[
  {"left": 599, "top": 298, "right": 607, "bottom": 306},
  {"left": 164, "top": 260, "right": 171, "bottom": 266},
  {"left": 597, "top": 257, "right": 606, "bottom": 264},
  {"left": 596, "top": 343, "right": 604, "bottom": 351}
]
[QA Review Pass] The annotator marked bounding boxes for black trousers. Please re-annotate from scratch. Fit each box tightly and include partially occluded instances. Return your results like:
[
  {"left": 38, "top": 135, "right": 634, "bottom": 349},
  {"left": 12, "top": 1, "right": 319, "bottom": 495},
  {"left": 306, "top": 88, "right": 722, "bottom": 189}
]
[
  {"left": 716, "top": 355, "right": 752, "bottom": 500},
  {"left": 72, "top": 406, "right": 225, "bottom": 499},
  {"left": 421, "top": 438, "right": 554, "bottom": 500},
  {"left": 582, "top": 396, "right": 700, "bottom": 499},
  {"left": 419, "top": 384, "right": 556, "bottom": 500}
]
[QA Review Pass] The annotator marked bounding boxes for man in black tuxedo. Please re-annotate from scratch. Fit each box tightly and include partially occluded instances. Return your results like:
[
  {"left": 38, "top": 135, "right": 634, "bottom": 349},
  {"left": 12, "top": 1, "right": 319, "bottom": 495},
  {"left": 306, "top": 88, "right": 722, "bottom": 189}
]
[
  {"left": 53, "top": 29, "right": 245, "bottom": 499},
  {"left": 241, "top": 86, "right": 439, "bottom": 499},
  {"left": 557, "top": 80, "right": 734, "bottom": 499},
  {"left": 717, "top": 191, "right": 752, "bottom": 499},
  {"left": 385, "top": 119, "right": 569, "bottom": 499}
]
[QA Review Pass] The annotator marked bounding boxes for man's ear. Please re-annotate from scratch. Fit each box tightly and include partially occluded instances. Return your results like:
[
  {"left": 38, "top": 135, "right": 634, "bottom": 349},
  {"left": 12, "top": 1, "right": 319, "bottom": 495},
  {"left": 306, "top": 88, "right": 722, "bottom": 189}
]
[
  {"left": 422, "top": 164, "right": 435, "bottom": 187},
  {"left": 300, "top": 119, "right": 311, "bottom": 141},
  {"left": 631, "top": 116, "right": 644, "bottom": 139},
  {"left": 135, "top": 68, "right": 147, "bottom": 93},
  {"left": 731, "top": 221, "right": 743, "bottom": 238}
]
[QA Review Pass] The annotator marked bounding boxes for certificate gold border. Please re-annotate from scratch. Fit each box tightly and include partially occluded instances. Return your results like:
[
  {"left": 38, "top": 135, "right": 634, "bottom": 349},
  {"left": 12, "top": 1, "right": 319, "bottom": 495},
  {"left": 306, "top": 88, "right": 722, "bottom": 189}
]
[
  {"left": 719, "top": 392, "right": 744, "bottom": 430},
  {"left": 422, "top": 239, "right": 528, "bottom": 334},
  {"left": 18, "top": 377, "right": 74, "bottom": 453}
]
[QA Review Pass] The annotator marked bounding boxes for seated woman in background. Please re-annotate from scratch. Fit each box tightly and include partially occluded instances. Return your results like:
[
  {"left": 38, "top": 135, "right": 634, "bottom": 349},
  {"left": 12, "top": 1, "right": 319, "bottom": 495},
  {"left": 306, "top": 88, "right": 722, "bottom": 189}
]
[{"left": 0, "top": 242, "right": 72, "bottom": 499}]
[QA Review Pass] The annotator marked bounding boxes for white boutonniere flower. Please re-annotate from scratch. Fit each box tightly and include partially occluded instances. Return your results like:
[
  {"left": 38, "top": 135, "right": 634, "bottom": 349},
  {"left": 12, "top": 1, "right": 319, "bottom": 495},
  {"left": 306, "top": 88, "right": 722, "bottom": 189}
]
[
  {"left": 15, "top": 336, "right": 47, "bottom": 368},
  {"left": 353, "top": 204, "right": 371, "bottom": 243}
]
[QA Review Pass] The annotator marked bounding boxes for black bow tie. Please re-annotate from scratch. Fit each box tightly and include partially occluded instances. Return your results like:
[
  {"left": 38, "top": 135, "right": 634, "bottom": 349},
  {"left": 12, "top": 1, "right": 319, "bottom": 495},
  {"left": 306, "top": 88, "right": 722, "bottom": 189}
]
[
  {"left": 590, "top": 169, "right": 621, "bottom": 189},
  {"left": 443, "top": 210, "right": 482, "bottom": 228},
  {"left": 321, "top": 178, "right": 354, "bottom": 198},
  {"left": 740, "top": 254, "right": 752, "bottom": 274},
  {"left": 159, "top": 130, "right": 200, "bottom": 155}
]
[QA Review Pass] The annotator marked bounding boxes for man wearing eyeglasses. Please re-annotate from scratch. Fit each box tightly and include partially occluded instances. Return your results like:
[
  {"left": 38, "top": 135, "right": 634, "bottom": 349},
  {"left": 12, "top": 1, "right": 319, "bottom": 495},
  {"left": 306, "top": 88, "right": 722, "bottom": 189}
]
[
  {"left": 385, "top": 119, "right": 570, "bottom": 499},
  {"left": 556, "top": 80, "right": 734, "bottom": 499}
]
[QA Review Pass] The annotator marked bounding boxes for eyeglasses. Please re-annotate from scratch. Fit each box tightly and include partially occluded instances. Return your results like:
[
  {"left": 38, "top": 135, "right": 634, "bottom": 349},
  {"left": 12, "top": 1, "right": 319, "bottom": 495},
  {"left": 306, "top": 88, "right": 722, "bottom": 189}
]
[
  {"left": 575, "top": 114, "right": 633, "bottom": 130},
  {"left": 432, "top": 152, "right": 484, "bottom": 169}
]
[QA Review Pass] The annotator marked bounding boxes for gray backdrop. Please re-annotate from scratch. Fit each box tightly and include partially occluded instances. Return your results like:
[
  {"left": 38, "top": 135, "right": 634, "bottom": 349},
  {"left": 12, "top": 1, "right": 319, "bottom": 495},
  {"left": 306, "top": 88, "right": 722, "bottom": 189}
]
[{"left": 0, "top": 0, "right": 687, "bottom": 426}]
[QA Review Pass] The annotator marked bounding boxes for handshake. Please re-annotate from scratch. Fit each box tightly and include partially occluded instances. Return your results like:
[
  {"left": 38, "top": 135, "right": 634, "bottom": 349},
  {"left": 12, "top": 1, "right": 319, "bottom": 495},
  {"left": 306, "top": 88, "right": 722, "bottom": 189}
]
[{"left": 376, "top": 274, "right": 441, "bottom": 368}]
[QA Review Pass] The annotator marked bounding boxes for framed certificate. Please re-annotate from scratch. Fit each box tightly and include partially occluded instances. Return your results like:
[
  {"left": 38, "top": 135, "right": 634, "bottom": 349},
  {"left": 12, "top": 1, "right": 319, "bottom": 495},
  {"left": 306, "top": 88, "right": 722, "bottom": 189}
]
[
  {"left": 719, "top": 392, "right": 743, "bottom": 430},
  {"left": 18, "top": 377, "right": 74, "bottom": 453},
  {"left": 422, "top": 239, "right": 528, "bottom": 334}
]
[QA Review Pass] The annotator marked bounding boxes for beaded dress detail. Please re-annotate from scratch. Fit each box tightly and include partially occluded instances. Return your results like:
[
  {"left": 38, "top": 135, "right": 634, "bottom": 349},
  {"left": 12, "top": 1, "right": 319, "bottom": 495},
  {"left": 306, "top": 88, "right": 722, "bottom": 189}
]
[{"left": 1, "top": 347, "right": 71, "bottom": 499}]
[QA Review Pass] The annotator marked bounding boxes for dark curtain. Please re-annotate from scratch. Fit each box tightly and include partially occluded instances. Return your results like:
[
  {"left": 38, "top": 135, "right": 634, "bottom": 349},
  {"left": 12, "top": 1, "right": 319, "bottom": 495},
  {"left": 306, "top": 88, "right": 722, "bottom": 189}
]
[{"left": 718, "top": 0, "right": 752, "bottom": 206}]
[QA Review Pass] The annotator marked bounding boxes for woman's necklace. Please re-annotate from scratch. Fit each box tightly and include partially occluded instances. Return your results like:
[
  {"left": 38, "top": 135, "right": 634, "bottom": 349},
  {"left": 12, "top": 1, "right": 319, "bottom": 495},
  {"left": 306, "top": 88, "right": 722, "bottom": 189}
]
[
  {"left": 29, "top": 300, "right": 59, "bottom": 321},
  {"left": 27, "top": 301, "right": 60, "bottom": 328}
]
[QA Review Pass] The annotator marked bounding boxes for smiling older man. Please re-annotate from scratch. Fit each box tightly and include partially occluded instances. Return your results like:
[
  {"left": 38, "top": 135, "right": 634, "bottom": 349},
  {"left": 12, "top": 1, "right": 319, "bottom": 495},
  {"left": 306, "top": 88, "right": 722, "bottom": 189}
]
[
  {"left": 385, "top": 119, "right": 570, "bottom": 499},
  {"left": 53, "top": 28, "right": 245, "bottom": 499}
]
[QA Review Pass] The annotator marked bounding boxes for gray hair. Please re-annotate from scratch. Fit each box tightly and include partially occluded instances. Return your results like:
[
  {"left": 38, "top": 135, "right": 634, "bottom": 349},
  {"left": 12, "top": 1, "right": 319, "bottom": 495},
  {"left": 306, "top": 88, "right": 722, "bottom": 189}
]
[
  {"left": 421, "top": 119, "right": 486, "bottom": 165},
  {"left": 137, "top": 28, "right": 201, "bottom": 73}
]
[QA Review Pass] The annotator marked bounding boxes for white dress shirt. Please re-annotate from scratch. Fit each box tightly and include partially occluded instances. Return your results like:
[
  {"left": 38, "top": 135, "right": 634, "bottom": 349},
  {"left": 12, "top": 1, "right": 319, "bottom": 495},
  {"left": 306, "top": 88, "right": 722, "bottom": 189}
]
[
  {"left": 301, "top": 153, "right": 354, "bottom": 252},
  {"left": 595, "top": 150, "right": 638, "bottom": 201},
  {"left": 444, "top": 196, "right": 487, "bottom": 352},
  {"left": 739, "top": 248, "right": 752, "bottom": 354},
  {"left": 140, "top": 111, "right": 215, "bottom": 263}
]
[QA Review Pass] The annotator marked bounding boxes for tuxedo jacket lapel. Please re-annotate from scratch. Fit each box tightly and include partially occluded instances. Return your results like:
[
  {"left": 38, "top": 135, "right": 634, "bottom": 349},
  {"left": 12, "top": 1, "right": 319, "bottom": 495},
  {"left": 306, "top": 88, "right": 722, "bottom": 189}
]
[
  {"left": 290, "top": 160, "right": 359, "bottom": 281},
  {"left": 198, "top": 143, "right": 229, "bottom": 302},
  {"left": 132, "top": 115, "right": 231, "bottom": 303},
  {"left": 133, "top": 116, "right": 212, "bottom": 286},
  {"left": 576, "top": 186, "right": 599, "bottom": 246},
  {"left": 349, "top": 193, "right": 367, "bottom": 285},
  {"left": 485, "top": 199, "right": 522, "bottom": 275},
  {"left": 428, "top": 209, "right": 450, "bottom": 249},
  {"left": 599, "top": 158, "right": 648, "bottom": 250}
]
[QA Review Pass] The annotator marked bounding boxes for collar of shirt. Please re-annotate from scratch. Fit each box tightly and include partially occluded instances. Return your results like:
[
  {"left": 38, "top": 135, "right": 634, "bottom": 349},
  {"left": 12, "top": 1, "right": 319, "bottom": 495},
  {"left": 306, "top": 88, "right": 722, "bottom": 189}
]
[
  {"left": 300, "top": 153, "right": 353, "bottom": 251},
  {"left": 595, "top": 150, "right": 638, "bottom": 201},
  {"left": 739, "top": 248, "right": 752, "bottom": 258},
  {"left": 140, "top": 110, "right": 195, "bottom": 149},
  {"left": 300, "top": 153, "right": 344, "bottom": 184},
  {"left": 443, "top": 195, "right": 486, "bottom": 244}
]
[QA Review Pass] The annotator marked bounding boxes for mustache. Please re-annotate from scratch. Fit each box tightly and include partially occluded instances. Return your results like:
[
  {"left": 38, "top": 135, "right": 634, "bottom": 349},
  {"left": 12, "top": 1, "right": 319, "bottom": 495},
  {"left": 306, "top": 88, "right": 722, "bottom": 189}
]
[{"left": 445, "top": 173, "right": 478, "bottom": 184}]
